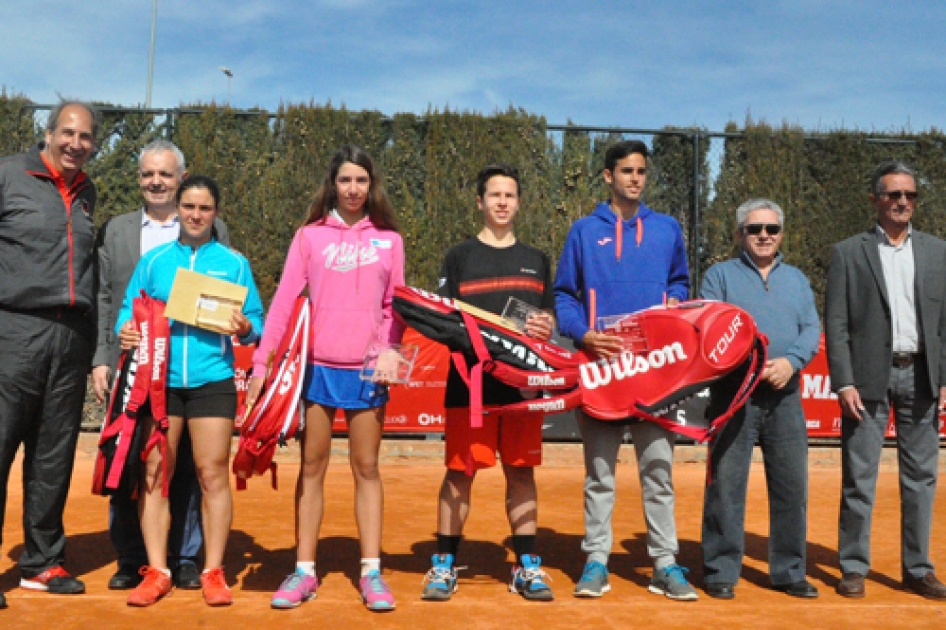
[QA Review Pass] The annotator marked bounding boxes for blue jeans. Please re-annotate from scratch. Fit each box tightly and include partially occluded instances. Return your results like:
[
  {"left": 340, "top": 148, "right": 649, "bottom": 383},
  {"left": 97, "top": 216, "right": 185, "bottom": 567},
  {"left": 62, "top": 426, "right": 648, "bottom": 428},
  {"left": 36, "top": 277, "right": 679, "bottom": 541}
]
[
  {"left": 702, "top": 386, "right": 809, "bottom": 586},
  {"left": 109, "top": 429, "right": 203, "bottom": 568}
]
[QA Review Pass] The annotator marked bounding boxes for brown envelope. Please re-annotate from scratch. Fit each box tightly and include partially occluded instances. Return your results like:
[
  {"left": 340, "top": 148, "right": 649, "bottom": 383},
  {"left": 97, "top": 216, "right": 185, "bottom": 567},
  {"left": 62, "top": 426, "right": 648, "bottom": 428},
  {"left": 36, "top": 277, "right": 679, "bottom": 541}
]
[{"left": 164, "top": 268, "right": 248, "bottom": 334}]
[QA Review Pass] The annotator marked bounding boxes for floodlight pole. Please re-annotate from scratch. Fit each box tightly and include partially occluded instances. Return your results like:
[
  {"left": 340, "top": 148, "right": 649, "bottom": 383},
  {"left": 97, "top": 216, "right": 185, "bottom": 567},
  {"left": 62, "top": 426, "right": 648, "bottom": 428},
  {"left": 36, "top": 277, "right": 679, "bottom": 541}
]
[{"left": 146, "top": 0, "right": 157, "bottom": 107}]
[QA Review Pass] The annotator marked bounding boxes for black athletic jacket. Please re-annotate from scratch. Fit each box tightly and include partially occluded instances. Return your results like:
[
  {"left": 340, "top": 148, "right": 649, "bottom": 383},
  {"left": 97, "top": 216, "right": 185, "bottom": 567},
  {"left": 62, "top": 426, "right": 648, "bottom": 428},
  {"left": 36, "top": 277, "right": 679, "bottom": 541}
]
[{"left": 0, "top": 144, "right": 97, "bottom": 311}]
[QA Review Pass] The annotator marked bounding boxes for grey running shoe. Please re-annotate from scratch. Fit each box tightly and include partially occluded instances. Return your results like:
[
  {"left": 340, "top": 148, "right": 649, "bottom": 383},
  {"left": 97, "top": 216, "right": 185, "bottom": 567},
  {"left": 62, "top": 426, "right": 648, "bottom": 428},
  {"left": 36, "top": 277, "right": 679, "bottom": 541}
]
[
  {"left": 649, "top": 564, "right": 699, "bottom": 601},
  {"left": 574, "top": 561, "right": 610, "bottom": 598}
]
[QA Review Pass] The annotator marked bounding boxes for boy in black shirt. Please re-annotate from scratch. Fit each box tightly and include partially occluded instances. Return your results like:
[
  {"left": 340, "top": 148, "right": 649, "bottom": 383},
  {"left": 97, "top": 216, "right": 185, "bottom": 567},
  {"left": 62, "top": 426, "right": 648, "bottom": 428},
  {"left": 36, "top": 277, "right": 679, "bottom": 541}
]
[{"left": 422, "top": 164, "right": 556, "bottom": 601}]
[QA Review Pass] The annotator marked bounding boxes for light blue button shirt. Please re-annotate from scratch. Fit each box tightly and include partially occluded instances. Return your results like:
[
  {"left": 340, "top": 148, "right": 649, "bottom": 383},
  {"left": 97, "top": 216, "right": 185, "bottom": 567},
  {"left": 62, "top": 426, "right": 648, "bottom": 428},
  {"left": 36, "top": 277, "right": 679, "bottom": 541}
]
[
  {"left": 140, "top": 209, "right": 180, "bottom": 255},
  {"left": 876, "top": 224, "right": 919, "bottom": 353}
]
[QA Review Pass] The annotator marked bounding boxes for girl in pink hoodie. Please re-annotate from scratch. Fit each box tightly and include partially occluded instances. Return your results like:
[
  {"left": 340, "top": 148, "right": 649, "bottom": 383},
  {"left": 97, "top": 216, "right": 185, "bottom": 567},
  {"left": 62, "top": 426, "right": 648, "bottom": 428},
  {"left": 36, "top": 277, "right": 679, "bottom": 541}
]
[{"left": 246, "top": 145, "right": 405, "bottom": 611}]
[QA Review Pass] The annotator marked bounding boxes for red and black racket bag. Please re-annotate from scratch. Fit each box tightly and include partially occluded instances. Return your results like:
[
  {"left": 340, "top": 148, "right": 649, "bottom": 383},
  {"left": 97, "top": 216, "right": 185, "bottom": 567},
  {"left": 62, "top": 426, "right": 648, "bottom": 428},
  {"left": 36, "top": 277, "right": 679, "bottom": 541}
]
[
  {"left": 392, "top": 286, "right": 767, "bottom": 442},
  {"left": 93, "top": 294, "right": 170, "bottom": 497}
]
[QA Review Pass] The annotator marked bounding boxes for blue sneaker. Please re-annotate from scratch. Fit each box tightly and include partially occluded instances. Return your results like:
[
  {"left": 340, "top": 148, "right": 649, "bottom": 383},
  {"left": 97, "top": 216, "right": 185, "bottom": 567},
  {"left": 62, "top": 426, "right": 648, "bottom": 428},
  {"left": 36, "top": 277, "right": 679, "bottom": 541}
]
[
  {"left": 574, "top": 561, "right": 610, "bottom": 598},
  {"left": 422, "top": 554, "right": 459, "bottom": 601},
  {"left": 649, "top": 564, "right": 698, "bottom": 601},
  {"left": 510, "top": 555, "right": 554, "bottom": 601}
]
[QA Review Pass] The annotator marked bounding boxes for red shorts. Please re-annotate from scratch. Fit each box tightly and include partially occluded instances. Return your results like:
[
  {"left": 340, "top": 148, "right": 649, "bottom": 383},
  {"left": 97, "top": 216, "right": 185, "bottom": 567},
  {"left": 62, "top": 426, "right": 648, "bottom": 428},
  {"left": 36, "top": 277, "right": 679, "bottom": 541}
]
[{"left": 444, "top": 407, "right": 543, "bottom": 472}]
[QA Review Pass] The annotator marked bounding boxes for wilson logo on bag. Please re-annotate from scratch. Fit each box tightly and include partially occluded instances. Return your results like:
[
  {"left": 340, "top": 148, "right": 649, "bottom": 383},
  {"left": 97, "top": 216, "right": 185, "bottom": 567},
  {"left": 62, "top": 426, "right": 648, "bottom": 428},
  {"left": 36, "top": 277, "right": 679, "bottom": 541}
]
[{"left": 393, "top": 286, "right": 767, "bottom": 446}]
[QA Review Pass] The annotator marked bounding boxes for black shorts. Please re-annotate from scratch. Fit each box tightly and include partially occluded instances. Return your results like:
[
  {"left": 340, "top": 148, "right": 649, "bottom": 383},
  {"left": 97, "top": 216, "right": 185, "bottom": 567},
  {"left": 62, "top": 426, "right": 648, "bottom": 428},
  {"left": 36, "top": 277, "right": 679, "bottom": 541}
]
[{"left": 166, "top": 378, "right": 237, "bottom": 419}]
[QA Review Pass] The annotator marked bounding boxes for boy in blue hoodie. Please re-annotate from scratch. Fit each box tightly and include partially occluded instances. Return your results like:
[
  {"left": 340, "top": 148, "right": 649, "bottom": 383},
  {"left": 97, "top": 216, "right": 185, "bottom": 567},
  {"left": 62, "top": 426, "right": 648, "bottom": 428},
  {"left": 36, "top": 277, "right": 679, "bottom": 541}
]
[{"left": 554, "top": 140, "right": 696, "bottom": 601}]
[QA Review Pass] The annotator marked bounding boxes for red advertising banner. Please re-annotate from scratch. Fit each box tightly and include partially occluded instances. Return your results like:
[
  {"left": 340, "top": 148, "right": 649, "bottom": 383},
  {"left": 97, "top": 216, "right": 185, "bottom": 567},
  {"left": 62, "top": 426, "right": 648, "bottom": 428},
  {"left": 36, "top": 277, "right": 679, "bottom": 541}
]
[
  {"left": 234, "top": 331, "right": 946, "bottom": 439},
  {"left": 799, "top": 335, "right": 946, "bottom": 438}
]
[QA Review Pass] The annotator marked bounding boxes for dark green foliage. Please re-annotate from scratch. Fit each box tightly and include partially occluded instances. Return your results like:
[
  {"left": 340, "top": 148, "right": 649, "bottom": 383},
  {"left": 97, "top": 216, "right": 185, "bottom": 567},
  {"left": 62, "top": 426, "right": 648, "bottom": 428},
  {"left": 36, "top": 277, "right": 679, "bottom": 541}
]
[
  {"left": 3, "top": 94, "right": 942, "bottom": 315},
  {"left": 0, "top": 90, "right": 39, "bottom": 157}
]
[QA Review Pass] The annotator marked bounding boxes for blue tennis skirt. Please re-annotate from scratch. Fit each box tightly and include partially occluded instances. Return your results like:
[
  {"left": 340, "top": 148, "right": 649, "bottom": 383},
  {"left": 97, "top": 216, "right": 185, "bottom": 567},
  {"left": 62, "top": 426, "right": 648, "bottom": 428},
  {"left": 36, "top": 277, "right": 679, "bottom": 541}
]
[{"left": 302, "top": 364, "right": 388, "bottom": 410}]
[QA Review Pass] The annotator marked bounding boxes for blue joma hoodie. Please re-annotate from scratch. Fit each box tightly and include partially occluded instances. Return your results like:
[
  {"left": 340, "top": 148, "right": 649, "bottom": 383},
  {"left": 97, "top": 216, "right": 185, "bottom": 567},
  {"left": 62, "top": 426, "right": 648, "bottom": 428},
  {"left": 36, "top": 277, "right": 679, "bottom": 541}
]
[{"left": 554, "top": 201, "right": 690, "bottom": 345}]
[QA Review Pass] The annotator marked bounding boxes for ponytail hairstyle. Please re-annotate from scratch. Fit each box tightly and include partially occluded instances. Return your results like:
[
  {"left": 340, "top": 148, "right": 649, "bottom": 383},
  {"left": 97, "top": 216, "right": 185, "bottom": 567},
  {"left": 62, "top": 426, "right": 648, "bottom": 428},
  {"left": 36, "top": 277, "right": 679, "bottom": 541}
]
[{"left": 304, "top": 145, "right": 398, "bottom": 232}]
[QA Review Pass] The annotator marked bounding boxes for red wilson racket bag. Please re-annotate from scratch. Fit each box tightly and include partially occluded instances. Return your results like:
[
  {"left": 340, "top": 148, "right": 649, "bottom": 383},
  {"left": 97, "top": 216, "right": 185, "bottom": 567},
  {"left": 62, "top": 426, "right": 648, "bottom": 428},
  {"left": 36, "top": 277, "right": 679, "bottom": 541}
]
[
  {"left": 232, "top": 295, "right": 310, "bottom": 490},
  {"left": 392, "top": 286, "right": 767, "bottom": 443}
]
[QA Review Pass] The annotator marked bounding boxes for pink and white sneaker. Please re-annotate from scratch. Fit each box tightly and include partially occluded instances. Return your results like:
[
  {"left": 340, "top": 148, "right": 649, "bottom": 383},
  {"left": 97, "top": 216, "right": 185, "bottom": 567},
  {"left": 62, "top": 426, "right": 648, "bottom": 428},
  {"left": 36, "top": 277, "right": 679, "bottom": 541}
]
[
  {"left": 271, "top": 569, "right": 318, "bottom": 609},
  {"left": 359, "top": 569, "right": 395, "bottom": 611}
]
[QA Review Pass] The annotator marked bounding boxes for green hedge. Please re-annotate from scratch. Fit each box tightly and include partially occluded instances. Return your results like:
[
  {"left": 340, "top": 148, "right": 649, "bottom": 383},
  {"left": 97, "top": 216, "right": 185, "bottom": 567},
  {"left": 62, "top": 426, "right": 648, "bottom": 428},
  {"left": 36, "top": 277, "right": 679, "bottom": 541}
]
[{"left": 3, "top": 95, "right": 943, "bottom": 315}]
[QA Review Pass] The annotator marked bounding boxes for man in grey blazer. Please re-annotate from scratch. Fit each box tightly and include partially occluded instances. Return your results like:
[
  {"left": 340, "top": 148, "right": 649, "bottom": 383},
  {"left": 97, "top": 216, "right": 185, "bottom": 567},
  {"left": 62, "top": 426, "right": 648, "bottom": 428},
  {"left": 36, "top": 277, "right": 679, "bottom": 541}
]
[
  {"left": 92, "top": 139, "right": 230, "bottom": 591},
  {"left": 826, "top": 160, "right": 946, "bottom": 600}
]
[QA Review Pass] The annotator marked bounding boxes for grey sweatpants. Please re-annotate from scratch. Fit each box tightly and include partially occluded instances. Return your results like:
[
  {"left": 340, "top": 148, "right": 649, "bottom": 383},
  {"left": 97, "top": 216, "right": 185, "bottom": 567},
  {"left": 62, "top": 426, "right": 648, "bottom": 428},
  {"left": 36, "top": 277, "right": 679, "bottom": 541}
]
[{"left": 578, "top": 411, "right": 678, "bottom": 569}]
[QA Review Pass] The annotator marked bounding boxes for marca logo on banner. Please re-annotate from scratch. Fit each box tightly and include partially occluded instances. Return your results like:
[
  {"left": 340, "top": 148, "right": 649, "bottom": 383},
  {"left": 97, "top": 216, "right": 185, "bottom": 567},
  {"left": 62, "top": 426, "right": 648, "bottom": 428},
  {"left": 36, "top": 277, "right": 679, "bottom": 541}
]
[
  {"left": 801, "top": 374, "right": 837, "bottom": 400},
  {"left": 528, "top": 374, "right": 566, "bottom": 387},
  {"left": 580, "top": 343, "right": 687, "bottom": 390},
  {"left": 528, "top": 399, "right": 566, "bottom": 412},
  {"left": 708, "top": 314, "right": 743, "bottom": 363}
]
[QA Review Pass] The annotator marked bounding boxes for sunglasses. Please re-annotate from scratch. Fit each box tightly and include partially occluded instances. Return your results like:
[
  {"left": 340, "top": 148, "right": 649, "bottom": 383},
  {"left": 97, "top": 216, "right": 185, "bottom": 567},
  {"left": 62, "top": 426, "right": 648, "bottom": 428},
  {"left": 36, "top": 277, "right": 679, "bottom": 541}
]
[
  {"left": 880, "top": 190, "right": 918, "bottom": 201},
  {"left": 742, "top": 223, "right": 782, "bottom": 236}
]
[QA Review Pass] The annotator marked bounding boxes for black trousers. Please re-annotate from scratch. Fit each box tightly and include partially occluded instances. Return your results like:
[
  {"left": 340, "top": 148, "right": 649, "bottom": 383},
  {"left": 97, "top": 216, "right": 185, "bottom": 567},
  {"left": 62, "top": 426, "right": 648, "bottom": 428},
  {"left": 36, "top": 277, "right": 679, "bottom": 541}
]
[{"left": 0, "top": 307, "right": 92, "bottom": 577}]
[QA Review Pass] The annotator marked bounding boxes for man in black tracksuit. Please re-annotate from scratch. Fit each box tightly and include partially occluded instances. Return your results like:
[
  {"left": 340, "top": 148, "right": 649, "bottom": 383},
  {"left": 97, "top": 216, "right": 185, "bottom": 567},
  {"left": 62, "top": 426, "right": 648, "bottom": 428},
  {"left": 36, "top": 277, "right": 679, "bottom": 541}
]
[{"left": 0, "top": 101, "right": 101, "bottom": 607}]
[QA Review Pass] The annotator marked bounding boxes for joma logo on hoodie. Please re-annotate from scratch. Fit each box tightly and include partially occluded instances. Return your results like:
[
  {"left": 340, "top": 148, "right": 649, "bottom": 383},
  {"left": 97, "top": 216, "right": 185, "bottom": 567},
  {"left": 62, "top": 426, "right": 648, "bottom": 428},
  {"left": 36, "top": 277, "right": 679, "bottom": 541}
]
[{"left": 323, "top": 242, "right": 380, "bottom": 272}]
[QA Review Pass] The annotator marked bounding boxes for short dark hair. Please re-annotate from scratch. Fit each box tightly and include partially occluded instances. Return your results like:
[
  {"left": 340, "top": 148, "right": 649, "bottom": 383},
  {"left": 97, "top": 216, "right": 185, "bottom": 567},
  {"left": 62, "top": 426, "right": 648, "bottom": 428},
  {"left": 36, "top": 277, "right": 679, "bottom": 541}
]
[
  {"left": 604, "top": 140, "right": 649, "bottom": 173},
  {"left": 476, "top": 163, "right": 520, "bottom": 198},
  {"left": 46, "top": 99, "right": 102, "bottom": 139},
  {"left": 176, "top": 175, "right": 221, "bottom": 209},
  {"left": 871, "top": 160, "right": 916, "bottom": 195}
]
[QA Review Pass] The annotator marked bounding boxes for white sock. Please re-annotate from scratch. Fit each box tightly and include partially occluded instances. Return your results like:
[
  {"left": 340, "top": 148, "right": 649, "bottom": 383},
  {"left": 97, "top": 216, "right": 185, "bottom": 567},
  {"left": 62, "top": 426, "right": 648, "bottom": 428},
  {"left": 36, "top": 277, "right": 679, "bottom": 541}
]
[
  {"left": 360, "top": 558, "right": 381, "bottom": 577},
  {"left": 157, "top": 567, "right": 171, "bottom": 578},
  {"left": 296, "top": 561, "right": 316, "bottom": 577}
]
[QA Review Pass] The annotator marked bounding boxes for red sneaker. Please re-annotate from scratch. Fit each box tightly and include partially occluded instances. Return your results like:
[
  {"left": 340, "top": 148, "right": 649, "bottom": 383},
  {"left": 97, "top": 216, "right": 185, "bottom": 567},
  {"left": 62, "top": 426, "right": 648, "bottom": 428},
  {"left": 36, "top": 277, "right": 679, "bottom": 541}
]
[
  {"left": 201, "top": 567, "right": 233, "bottom": 606},
  {"left": 127, "top": 567, "right": 172, "bottom": 607},
  {"left": 20, "top": 566, "right": 85, "bottom": 594}
]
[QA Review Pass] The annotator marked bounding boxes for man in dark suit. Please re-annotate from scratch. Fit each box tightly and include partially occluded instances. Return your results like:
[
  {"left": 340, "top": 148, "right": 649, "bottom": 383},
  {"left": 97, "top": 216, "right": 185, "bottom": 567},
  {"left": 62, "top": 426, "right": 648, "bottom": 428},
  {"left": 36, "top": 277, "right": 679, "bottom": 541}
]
[
  {"left": 826, "top": 160, "right": 946, "bottom": 600},
  {"left": 92, "top": 139, "right": 230, "bottom": 591}
]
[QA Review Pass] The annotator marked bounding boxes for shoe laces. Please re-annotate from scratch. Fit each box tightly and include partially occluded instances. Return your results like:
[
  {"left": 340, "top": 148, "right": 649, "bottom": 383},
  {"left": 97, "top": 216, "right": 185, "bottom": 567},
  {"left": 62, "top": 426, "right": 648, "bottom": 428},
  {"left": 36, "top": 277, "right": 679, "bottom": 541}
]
[
  {"left": 364, "top": 571, "right": 390, "bottom": 594},
  {"left": 281, "top": 572, "right": 309, "bottom": 590},
  {"left": 423, "top": 563, "right": 464, "bottom": 585},
  {"left": 664, "top": 564, "right": 690, "bottom": 585},
  {"left": 203, "top": 567, "right": 227, "bottom": 587},
  {"left": 517, "top": 565, "right": 552, "bottom": 584}
]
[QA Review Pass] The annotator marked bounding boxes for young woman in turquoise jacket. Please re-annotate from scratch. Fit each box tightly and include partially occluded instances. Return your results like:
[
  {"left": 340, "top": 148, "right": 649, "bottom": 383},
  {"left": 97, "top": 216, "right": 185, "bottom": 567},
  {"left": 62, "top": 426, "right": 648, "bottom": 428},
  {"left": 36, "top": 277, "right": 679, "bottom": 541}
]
[{"left": 116, "top": 176, "right": 264, "bottom": 607}]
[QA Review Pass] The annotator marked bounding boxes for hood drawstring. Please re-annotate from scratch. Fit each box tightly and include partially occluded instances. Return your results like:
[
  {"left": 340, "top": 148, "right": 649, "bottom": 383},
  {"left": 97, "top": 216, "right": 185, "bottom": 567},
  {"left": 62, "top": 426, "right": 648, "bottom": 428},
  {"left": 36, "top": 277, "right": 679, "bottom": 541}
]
[{"left": 614, "top": 215, "right": 643, "bottom": 262}]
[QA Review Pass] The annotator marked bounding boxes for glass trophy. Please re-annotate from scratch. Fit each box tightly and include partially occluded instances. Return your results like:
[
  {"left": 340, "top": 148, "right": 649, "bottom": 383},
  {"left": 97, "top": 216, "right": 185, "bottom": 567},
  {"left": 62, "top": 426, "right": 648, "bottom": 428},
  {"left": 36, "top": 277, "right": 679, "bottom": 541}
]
[
  {"left": 360, "top": 343, "right": 419, "bottom": 384},
  {"left": 596, "top": 313, "right": 648, "bottom": 351},
  {"left": 501, "top": 297, "right": 544, "bottom": 333}
]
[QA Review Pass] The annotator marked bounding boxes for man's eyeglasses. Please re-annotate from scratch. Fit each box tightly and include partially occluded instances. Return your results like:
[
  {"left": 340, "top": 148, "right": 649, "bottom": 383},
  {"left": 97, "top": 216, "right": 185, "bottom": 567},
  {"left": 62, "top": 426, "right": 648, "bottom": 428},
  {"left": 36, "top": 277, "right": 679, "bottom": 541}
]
[
  {"left": 880, "top": 190, "right": 918, "bottom": 202},
  {"left": 742, "top": 223, "right": 782, "bottom": 236}
]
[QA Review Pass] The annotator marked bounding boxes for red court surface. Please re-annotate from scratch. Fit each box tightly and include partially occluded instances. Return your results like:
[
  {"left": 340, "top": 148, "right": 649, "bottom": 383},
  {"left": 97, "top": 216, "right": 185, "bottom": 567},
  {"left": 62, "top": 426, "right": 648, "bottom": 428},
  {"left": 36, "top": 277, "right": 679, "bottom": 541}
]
[{"left": 1, "top": 436, "right": 945, "bottom": 628}]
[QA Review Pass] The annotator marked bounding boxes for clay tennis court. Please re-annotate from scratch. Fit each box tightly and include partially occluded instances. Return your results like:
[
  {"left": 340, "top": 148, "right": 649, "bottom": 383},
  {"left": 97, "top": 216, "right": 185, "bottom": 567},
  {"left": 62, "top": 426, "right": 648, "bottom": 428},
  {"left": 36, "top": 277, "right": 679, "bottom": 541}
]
[{"left": 2, "top": 435, "right": 945, "bottom": 628}]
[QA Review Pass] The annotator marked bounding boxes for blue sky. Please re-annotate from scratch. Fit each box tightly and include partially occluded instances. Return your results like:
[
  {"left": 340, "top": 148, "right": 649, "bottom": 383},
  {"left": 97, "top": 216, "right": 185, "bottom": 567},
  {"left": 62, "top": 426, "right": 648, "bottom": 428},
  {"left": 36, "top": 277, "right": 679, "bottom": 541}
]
[{"left": 2, "top": 1, "right": 944, "bottom": 133}]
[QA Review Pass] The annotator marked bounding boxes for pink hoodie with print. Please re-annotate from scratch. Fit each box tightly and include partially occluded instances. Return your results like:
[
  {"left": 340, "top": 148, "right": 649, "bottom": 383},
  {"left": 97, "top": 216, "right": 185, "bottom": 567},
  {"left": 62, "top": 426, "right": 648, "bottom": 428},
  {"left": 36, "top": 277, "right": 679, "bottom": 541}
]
[{"left": 252, "top": 213, "right": 405, "bottom": 374}]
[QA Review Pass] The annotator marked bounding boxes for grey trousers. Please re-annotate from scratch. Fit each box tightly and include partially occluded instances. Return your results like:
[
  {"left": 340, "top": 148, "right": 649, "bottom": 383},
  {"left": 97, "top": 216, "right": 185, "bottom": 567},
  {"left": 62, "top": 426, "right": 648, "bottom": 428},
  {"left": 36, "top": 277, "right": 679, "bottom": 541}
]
[
  {"left": 578, "top": 411, "right": 678, "bottom": 568},
  {"left": 838, "top": 361, "right": 940, "bottom": 578}
]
